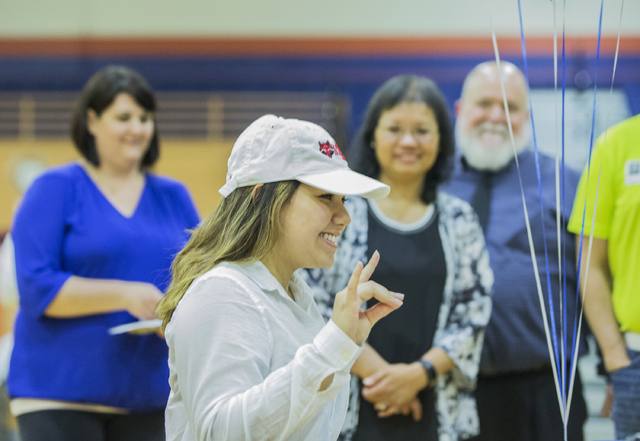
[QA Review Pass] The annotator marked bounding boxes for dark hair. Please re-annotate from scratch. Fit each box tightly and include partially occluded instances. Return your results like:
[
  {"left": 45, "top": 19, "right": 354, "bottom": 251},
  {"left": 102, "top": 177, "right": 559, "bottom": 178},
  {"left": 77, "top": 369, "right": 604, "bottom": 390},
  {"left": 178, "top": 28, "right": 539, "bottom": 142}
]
[
  {"left": 349, "top": 75, "right": 454, "bottom": 204},
  {"left": 70, "top": 65, "right": 159, "bottom": 168}
]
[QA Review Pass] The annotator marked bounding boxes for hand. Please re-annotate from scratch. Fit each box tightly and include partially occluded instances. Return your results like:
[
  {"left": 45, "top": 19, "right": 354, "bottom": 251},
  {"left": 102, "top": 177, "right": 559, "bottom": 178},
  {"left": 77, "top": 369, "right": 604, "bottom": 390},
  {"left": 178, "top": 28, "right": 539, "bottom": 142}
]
[
  {"left": 600, "top": 384, "right": 613, "bottom": 418},
  {"left": 331, "top": 251, "right": 403, "bottom": 345},
  {"left": 374, "top": 398, "right": 422, "bottom": 421},
  {"left": 362, "top": 363, "right": 426, "bottom": 414},
  {"left": 404, "top": 398, "right": 423, "bottom": 421},
  {"left": 373, "top": 397, "right": 422, "bottom": 420},
  {"left": 123, "top": 282, "right": 163, "bottom": 320}
]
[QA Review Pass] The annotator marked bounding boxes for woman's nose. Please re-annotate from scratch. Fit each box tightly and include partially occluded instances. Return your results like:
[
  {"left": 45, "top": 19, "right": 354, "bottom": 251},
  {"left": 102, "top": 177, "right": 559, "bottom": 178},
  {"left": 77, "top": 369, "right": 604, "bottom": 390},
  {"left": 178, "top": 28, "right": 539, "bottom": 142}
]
[
  {"left": 399, "top": 131, "right": 418, "bottom": 146},
  {"left": 333, "top": 202, "right": 351, "bottom": 227}
]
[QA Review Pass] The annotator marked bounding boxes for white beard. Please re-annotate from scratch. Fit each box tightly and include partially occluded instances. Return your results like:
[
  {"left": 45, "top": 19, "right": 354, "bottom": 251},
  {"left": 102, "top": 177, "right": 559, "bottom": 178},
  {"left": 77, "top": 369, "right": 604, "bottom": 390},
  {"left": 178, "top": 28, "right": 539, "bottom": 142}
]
[{"left": 456, "top": 121, "right": 531, "bottom": 171}]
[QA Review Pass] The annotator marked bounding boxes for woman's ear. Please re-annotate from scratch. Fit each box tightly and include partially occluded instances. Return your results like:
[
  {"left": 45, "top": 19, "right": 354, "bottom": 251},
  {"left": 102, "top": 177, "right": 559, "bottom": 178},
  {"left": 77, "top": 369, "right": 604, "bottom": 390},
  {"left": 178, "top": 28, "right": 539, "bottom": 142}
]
[
  {"left": 86, "top": 109, "right": 98, "bottom": 136},
  {"left": 251, "top": 184, "right": 264, "bottom": 200}
]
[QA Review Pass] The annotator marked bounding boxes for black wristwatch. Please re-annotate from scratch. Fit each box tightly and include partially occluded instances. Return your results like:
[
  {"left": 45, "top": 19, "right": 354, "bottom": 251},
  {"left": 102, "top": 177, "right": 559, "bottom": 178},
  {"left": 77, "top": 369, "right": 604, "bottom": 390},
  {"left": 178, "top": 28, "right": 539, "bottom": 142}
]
[{"left": 419, "top": 359, "right": 437, "bottom": 387}]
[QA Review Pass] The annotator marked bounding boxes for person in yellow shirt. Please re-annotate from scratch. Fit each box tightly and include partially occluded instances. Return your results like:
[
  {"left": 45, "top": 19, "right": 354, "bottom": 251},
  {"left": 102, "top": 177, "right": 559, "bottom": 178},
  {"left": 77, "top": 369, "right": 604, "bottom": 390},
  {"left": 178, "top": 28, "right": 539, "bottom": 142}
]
[{"left": 569, "top": 113, "right": 640, "bottom": 441}]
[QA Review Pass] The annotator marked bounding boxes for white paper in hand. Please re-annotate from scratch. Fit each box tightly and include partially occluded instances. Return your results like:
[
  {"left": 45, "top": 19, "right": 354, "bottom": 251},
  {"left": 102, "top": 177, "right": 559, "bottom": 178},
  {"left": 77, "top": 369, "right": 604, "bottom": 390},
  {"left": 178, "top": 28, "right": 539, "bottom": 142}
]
[{"left": 108, "top": 319, "right": 162, "bottom": 335}]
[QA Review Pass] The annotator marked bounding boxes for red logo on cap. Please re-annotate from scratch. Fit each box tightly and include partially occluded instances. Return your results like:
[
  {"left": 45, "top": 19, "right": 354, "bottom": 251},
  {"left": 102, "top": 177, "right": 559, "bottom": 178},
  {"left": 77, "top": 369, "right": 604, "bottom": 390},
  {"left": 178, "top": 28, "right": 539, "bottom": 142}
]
[{"left": 319, "top": 141, "right": 345, "bottom": 160}]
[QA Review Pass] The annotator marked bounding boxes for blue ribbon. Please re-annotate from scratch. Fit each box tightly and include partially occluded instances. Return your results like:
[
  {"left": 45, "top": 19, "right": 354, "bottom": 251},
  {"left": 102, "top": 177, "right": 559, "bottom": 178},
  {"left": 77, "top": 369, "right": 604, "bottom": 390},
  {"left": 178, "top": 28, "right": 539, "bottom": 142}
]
[{"left": 516, "top": 0, "right": 562, "bottom": 399}]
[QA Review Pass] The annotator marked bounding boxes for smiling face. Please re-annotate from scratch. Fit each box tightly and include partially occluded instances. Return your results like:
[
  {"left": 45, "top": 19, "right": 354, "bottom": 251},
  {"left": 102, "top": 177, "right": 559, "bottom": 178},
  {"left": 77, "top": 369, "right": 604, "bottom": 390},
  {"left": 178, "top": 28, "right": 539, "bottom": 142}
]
[
  {"left": 87, "top": 92, "right": 155, "bottom": 171},
  {"left": 455, "top": 62, "right": 531, "bottom": 171},
  {"left": 263, "top": 183, "right": 350, "bottom": 281},
  {"left": 373, "top": 101, "right": 440, "bottom": 184}
]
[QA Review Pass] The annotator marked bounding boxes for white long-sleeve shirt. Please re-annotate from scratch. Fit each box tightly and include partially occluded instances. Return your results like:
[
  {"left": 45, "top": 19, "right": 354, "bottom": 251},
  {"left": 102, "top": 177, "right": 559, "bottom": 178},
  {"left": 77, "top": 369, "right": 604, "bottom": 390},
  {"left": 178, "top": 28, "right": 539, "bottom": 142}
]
[{"left": 165, "top": 261, "right": 363, "bottom": 441}]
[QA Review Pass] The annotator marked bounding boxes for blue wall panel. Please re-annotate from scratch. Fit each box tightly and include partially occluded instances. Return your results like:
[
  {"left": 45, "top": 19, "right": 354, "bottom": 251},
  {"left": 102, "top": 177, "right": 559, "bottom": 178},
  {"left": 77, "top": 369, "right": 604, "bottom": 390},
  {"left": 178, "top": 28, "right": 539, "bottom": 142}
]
[{"left": 1, "top": 54, "right": 637, "bottom": 138}]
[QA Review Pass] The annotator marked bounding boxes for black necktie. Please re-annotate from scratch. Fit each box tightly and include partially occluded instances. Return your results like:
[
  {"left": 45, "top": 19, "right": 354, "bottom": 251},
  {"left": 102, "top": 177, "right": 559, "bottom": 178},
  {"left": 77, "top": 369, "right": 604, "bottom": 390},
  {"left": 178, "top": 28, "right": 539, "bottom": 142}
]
[{"left": 470, "top": 172, "right": 492, "bottom": 232}]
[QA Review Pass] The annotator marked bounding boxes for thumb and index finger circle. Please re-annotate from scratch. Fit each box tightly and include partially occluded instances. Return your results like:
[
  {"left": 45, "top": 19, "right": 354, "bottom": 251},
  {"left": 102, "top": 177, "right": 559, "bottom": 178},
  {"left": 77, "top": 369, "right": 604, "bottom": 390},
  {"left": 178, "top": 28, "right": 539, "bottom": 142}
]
[
  {"left": 346, "top": 261, "right": 364, "bottom": 303},
  {"left": 359, "top": 250, "right": 380, "bottom": 283},
  {"left": 348, "top": 250, "right": 379, "bottom": 304}
]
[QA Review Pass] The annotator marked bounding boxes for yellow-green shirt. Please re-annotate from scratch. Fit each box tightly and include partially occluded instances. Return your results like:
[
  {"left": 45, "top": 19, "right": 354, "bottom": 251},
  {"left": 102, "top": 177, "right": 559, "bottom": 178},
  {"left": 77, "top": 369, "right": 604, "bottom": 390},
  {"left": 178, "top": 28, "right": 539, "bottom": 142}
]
[{"left": 568, "top": 114, "right": 640, "bottom": 333}]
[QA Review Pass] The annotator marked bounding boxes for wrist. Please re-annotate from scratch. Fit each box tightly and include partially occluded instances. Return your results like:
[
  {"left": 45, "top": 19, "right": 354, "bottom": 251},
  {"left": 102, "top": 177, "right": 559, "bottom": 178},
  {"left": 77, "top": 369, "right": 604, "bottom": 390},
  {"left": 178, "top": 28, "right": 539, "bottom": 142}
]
[
  {"left": 118, "top": 280, "right": 140, "bottom": 310},
  {"left": 408, "top": 361, "right": 429, "bottom": 390},
  {"left": 604, "top": 353, "right": 631, "bottom": 372},
  {"left": 603, "top": 341, "right": 631, "bottom": 372},
  {"left": 418, "top": 359, "right": 438, "bottom": 388},
  {"left": 351, "top": 345, "right": 389, "bottom": 378}
]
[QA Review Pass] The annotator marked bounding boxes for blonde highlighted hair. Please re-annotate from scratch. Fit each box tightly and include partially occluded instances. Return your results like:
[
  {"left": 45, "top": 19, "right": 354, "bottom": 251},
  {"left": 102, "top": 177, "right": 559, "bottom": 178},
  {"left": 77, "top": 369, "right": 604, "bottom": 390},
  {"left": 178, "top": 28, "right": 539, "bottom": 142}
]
[{"left": 157, "top": 180, "right": 301, "bottom": 330}]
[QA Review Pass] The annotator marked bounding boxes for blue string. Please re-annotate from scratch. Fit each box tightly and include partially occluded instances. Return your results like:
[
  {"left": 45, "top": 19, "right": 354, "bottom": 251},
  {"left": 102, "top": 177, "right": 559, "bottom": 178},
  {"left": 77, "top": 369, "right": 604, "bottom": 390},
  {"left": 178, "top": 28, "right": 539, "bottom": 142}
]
[
  {"left": 515, "top": 0, "right": 609, "bottom": 434},
  {"left": 560, "top": 0, "right": 567, "bottom": 405},
  {"left": 516, "top": 0, "right": 562, "bottom": 392},
  {"left": 571, "top": 0, "right": 605, "bottom": 386}
]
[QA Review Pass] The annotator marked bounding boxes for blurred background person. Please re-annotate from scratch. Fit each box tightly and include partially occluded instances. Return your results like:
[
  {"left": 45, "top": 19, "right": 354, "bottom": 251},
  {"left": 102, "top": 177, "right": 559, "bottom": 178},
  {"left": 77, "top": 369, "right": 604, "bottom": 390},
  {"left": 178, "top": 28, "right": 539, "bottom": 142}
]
[
  {"left": 0, "top": 233, "right": 19, "bottom": 440},
  {"left": 8, "top": 65, "right": 200, "bottom": 441},
  {"left": 569, "top": 113, "right": 640, "bottom": 441},
  {"left": 304, "top": 75, "right": 494, "bottom": 441},
  {"left": 0, "top": 153, "right": 47, "bottom": 441},
  {"left": 441, "top": 61, "right": 587, "bottom": 441}
]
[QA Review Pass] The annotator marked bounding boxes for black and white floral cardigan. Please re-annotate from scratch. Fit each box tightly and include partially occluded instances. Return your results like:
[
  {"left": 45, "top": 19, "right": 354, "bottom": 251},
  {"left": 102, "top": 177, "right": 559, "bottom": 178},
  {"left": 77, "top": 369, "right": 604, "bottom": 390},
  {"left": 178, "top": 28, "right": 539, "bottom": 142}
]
[{"left": 300, "top": 192, "right": 494, "bottom": 441}]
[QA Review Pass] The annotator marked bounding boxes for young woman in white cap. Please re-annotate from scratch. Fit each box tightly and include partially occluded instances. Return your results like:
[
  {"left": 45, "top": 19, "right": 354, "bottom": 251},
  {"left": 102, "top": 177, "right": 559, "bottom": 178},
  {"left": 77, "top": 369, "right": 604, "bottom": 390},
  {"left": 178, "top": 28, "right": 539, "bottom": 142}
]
[{"left": 157, "top": 114, "right": 402, "bottom": 441}]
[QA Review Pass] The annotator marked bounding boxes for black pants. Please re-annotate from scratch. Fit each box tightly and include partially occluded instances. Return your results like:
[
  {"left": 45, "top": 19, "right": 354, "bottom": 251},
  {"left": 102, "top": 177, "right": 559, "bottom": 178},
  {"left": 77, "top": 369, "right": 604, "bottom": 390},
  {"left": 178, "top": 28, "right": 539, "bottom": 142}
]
[
  {"left": 468, "top": 368, "right": 587, "bottom": 441},
  {"left": 16, "top": 409, "right": 165, "bottom": 441}
]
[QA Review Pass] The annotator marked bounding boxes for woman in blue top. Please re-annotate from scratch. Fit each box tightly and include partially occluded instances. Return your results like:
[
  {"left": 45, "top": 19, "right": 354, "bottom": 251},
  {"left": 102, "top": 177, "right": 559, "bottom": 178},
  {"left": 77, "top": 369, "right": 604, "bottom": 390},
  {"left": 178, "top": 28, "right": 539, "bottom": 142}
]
[{"left": 8, "top": 66, "right": 200, "bottom": 441}]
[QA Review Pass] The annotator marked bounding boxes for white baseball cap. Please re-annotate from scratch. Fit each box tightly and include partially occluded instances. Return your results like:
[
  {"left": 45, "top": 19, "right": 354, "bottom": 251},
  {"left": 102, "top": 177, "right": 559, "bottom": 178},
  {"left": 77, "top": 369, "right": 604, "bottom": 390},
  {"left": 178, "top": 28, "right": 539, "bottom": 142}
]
[{"left": 219, "top": 114, "right": 389, "bottom": 199}]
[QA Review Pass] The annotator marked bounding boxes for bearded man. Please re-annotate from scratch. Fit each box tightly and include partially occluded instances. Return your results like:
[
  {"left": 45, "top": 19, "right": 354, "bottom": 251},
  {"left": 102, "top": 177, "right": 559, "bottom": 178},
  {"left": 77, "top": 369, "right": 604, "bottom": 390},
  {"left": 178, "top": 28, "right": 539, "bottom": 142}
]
[{"left": 441, "top": 61, "right": 588, "bottom": 441}]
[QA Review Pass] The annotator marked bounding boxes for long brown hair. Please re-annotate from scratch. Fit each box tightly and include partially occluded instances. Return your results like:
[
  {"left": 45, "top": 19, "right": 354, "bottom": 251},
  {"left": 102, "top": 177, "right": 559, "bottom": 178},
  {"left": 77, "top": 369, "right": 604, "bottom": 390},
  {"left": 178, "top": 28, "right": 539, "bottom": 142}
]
[{"left": 157, "top": 180, "right": 300, "bottom": 330}]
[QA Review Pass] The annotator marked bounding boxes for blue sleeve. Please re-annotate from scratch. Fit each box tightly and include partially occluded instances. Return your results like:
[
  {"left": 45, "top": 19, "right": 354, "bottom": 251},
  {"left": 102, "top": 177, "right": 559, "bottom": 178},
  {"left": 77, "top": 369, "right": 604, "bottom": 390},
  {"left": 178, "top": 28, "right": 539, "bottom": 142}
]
[
  {"left": 175, "top": 183, "right": 201, "bottom": 230},
  {"left": 12, "top": 173, "right": 76, "bottom": 319}
]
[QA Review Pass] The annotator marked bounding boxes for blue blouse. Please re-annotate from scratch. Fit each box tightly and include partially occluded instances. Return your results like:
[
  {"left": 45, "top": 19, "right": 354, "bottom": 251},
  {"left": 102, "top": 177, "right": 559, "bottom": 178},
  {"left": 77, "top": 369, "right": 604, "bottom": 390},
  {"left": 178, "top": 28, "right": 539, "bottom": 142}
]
[{"left": 8, "top": 163, "right": 200, "bottom": 411}]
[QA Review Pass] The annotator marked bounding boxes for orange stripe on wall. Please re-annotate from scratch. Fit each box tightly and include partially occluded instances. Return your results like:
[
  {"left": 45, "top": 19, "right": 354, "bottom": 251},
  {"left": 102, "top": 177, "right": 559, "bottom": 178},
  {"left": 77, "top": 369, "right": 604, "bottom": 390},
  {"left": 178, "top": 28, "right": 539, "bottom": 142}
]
[{"left": 0, "top": 36, "right": 639, "bottom": 58}]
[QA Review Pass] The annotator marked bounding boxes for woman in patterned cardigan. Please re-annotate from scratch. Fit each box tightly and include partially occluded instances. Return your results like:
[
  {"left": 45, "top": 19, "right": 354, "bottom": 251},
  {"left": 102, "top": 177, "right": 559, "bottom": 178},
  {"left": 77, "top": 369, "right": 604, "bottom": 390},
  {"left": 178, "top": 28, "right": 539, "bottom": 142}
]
[{"left": 302, "top": 75, "right": 494, "bottom": 441}]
